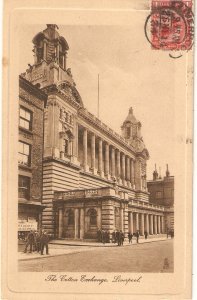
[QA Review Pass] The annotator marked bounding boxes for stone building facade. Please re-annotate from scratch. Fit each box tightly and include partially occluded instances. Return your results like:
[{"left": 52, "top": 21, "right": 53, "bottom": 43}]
[
  {"left": 22, "top": 24, "right": 167, "bottom": 240},
  {"left": 18, "top": 76, "right": 47, "bottom": 236},
  {"left": 147, "top": 165, "right": 174, "bottom": 231}
]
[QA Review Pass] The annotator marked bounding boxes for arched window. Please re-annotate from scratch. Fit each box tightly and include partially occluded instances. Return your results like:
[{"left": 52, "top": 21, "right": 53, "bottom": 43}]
[
  {"left": 88, "top": 209, "right": 97, "bottom": 226},
  {"left": 126, "top": 126, "right": 131, "bottom": 138},
  {"left": 67, "top": 209, "right": 74, "bottom": 225}
]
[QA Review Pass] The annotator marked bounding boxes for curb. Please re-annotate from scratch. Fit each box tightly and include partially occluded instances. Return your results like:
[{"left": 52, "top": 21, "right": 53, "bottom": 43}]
[
  {"left": 49, "top": 237, "right": 168, "bottom": 247},
  {"left": 18, "top": 238, "right": 170, "bottom": 261}
]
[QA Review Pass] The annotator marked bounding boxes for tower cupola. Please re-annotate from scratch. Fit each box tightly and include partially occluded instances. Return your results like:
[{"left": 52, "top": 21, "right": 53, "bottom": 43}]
[
  {"left": 32, "top": 24, "right": 69, "bottom": 70},
  {"left": 121, "top": 107, "right": 142, "bottom": 140}
]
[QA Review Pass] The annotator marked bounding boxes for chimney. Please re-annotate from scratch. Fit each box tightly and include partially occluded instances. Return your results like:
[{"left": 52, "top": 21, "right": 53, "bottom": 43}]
[
  {"left": 159, "top": 167, "right": 162, "bottom": 179},
  {"left": 153, "top": 164, "right": 158, "bottom": 181},
  {"left": 166, "top": 164, "right": 170, "bottom": 177}
]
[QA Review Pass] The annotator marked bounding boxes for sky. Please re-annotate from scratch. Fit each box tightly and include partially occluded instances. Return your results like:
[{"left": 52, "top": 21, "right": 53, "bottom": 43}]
[{"left": 19, "top": 23, "right": 176, "bottom": 179}]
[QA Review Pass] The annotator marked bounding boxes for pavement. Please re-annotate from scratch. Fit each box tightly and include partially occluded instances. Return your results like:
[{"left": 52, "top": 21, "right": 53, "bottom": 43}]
[
  {"left": 18, "top": 239, "right": 174, "bottom": 272},
  {"left": 18, "top": 234, "right": 171, "bottom": 261}
]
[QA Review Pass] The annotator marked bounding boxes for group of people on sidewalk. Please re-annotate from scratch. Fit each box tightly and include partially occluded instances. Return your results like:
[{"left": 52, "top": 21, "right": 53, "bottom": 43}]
[
  {"left": 112, "top": 230, "right": 125, "bottom": 246},
  {"left": 23, "top": 230, "right": 50, "bottom": 255},
  {"left": 97, "top": 229, "right": 110, "bottom": 244},
  {"left": 97, "top": 229, "right": 149, "bottom": 245}
]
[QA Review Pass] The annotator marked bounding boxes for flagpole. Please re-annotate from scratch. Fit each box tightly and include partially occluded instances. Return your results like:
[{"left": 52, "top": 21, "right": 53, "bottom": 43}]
[{"left": 98, "top": 74, "right": 100, "bottom": 119}]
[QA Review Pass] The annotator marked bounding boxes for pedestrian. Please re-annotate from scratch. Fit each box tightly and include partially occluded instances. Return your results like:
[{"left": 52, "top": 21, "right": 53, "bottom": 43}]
[
  {"left": 115, "top": 231, "right": 118, "bottom": 244},
  {"left": 128, "top": 232, "right": 133, "bottom": 243},
  {"left": 35, "top": 231, "right": 41, "bottom": 252},
  {"left": 144, "top": 231, "right": 148, "bottom": 239},
  {"left": 116, "top": 230, "right": 121, "bottom": 246},
  {"left": 104, "top": 230, "right": 108, "bottom": 244},
  {"left": 101, "top": 230, "right": 105, "bottom": 244},
  {"left": 24, "top": 230, "right": 34, "bottom": 253},
  {"left": 106, "top": 230, "right": 110, "bottom": 243},
  {"left": 32, "top": 230, "right": 37, "bottom": 252},
  {"left": 112, "top": 230, "right": 116, "bottom": 243},
  {"left": 40, "top": 231, "right": 49, "bottom": 255},
  {"left": 120, "top": 230, "right": 124, "bottom": 246},
  {"left": 136, "top": 230, "right": 140, "bottom": 243},
  {"left": 97, "top": 229, "right": 101, "bottom": 242}
]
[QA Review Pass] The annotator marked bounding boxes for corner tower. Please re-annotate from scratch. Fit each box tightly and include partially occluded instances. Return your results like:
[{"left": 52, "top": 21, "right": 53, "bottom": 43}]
[
  {"left": 22, "top": 24, "right": 83, "bottom": 107},
  {"left": 121, "top": 107, "right": 149, "bottom": 191}
]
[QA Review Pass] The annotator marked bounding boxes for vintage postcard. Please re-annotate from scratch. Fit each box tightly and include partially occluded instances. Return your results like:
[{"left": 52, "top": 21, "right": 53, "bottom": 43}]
[{"left": 2, "top": 0, "right": 193, "bottom": 299}]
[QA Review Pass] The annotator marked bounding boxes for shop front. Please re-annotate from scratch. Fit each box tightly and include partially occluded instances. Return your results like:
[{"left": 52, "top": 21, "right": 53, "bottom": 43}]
[{"left": 18, "top": 202, "right": 44, "bottom": 240}]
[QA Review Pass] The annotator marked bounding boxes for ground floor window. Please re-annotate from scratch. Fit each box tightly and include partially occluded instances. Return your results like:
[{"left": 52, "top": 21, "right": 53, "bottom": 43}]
[{"left": 88, "top": 208, "right": 97, "bottom": 226}]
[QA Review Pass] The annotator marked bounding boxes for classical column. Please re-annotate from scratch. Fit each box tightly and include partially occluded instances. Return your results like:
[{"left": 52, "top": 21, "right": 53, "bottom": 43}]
[
  {"left": 64, "top": 52, "right": 67, "bottom": 70},
  {"left": 58, "top": 208, "right": 63, "bottom": 238},
  {"left": 80, "top": 208, "right": 85, "bottom": 239},
  {"left": 43, "top": 41, "right": 47, "bottom": 61},
  {"left": 91, "top": 133, "right": 95, "bottom": 172},
  {"left": 158, "top": 216, "right": 161, "bottom": 234},
  {"left": 97, "top": 207, "right": 102, "bottom": 229},
  {"left": 161, "top": 216, "right": 165, "bottom": 233},
  {"left": 75, "top": 209, "right": 79, "bottom": 239},
  {"left": 120, "top": 207, "right": 124, "bottom": 231},
  {"left": 38, "top": 212, "right": 42, "bottom": 232},
  {"left": 150, "top": 215, "right": 153, "bottom": 235},
  {"left": 98, "top": 138, "right": 103, "bottom": 176},
  {"left": 111, "top": 146, "right": 115, "bottom": 178},
  {"left": 117, "top": 150, "right": 121, "bottom": 183},
  {"left": 136, "top": 213, "right": 139, "bottom": 231},
  {"left": 83, "top": 128, "right": 88, "bottom": 171},
  {"left": 154, "top": 215, "right": 158, "bottom": 234},
  {"left": 145, "top": 214, "right": 149, "bottom": 234},
  {"left": 73, "top": 121, "right": 79, "bottom": 163},
  {"left": 104, "top": 143, "right": 109, "bottom": 178},
  {"left": 56, "top": 43, "right": 60, "bottom": 64},
  {"left": 129, "top": 212, "right": 133, "bottom": 234},
  {"left": 140, "top": 213, "right": 144, "bottom": 236},
  {"left": 121, "top": 153, "right": 125, "bottom": 185},
  {"left": 130, "top": 158, "right": 135, "bottom": 188},
  {"left": 126, "top": 156, "right": 131, "bottom": 187}
]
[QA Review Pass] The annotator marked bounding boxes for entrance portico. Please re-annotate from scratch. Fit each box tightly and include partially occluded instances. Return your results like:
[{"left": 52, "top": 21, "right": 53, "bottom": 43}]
[{"left": 54, "top": 186, "right": 166, "bottom": 240}]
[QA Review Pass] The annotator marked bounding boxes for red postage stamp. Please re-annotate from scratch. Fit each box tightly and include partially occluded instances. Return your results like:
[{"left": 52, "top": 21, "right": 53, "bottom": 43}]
[{"left": 145, "top": 0, "right": 194, "bottom": 50}]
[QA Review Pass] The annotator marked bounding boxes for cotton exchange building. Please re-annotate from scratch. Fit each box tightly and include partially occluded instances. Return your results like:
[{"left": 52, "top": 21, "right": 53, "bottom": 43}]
[{"left": 22, "top": 24, "right": 166, "bottom": 241}]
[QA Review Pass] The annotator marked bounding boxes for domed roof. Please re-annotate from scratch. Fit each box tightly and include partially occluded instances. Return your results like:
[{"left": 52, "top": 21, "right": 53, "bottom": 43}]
[
  {"left": 123, "top": 107, "right": 139, "bottom": 125},
  {"left": 32, "top": 24, "right": 69, "bottom": 50}
]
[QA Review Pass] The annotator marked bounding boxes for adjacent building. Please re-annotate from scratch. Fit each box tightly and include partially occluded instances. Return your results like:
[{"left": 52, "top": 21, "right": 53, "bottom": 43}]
[
  {"left": 18, "top": 76, "right": 47, "bottom": 237},
  {"left": 147, "top": 165, "right": 174, "bottom": 231},
  {"left": 21, "top": 24, "right": 168, "bottom": 240}
]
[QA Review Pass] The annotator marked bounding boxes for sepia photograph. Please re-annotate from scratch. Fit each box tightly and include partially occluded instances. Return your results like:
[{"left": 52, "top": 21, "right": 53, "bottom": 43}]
[{"left": 18, "top": 22, "right": 175, "bottom": 273}]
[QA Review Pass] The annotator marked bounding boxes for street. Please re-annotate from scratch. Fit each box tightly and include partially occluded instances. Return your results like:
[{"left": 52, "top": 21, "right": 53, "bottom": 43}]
[{"left": 18, "top": 239, "right": 173, "bottom": 273}]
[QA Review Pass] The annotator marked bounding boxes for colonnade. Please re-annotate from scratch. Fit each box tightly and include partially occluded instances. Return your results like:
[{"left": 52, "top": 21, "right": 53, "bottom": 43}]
[
  {"left": 58, "top": 205, "right": 165, "bottom": 239},
  {"left": 128, "top": 212, "right": 165, "bottom": 236},
  {"left": 80, "top": 125, "right": 136, "bottom": 187}
]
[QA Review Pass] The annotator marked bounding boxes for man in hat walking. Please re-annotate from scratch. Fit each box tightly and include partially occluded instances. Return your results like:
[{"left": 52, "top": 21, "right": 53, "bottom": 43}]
[{"left": 40, "top": 231, "right": 49, "bottom": 255}]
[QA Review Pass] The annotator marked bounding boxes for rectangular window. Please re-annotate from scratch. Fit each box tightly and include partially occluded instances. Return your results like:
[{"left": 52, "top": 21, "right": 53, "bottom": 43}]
[
  {"left": 18, "top": 175, "right": 30, "bottom": 199},
  {"left": 19, "top": 107, "right": 32, "bottom": 130},
  {"left": 18, "top": 141, "right": 31, "bottom": 166},
  {"left": 156, "top": 191, "right": 162, "bottom": 199}
]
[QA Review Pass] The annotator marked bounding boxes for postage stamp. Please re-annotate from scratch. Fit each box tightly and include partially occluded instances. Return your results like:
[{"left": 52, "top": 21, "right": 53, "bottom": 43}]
[{"left": 145, "top": 0, "right": 194, "bottom": 50}]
